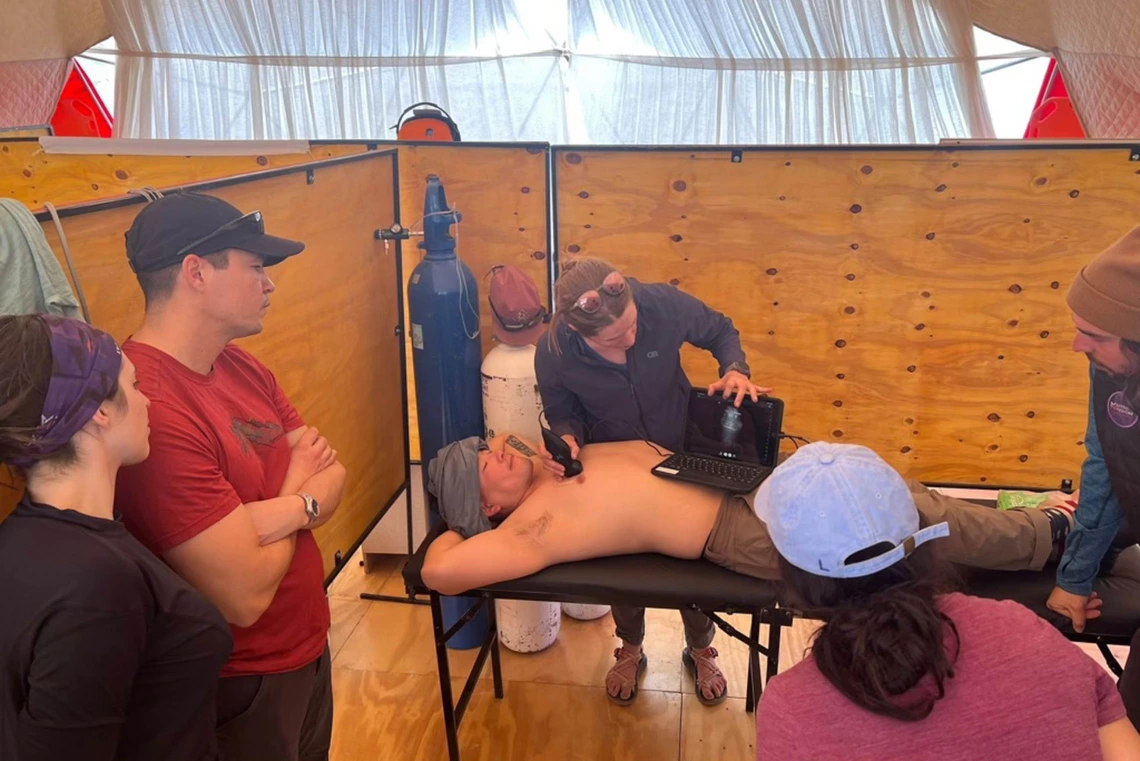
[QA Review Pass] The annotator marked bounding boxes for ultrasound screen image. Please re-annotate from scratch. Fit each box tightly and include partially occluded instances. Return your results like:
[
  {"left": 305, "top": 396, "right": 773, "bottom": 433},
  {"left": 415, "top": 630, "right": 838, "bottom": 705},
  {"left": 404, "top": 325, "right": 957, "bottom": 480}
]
[{"left": 683, "top": 392, "right": 778, "bottom": 464}]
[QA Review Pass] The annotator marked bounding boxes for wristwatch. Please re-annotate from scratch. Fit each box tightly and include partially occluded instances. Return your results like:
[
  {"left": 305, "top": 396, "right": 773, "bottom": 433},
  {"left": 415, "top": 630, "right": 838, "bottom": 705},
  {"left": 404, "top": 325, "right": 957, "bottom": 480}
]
[
  {"left": 724, "top": 361, "right": 752, "bottom": 379},
  {"left": 300, "top": 493, "right": 320, "bottom": 526}
]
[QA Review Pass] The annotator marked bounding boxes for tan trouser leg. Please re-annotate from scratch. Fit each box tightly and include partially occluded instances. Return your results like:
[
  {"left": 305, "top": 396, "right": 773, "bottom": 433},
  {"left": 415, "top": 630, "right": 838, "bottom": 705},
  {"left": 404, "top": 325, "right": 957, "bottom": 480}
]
[{"left": 905, "top": 479, "right": 1054, "bottom": 571}]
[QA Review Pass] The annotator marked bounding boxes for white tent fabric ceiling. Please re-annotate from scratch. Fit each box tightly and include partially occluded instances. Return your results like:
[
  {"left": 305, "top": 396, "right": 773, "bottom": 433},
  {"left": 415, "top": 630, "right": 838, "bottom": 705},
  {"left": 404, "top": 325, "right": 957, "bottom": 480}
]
[{"left": 1, "top": 0, "right": 1136, "bottom": 139}]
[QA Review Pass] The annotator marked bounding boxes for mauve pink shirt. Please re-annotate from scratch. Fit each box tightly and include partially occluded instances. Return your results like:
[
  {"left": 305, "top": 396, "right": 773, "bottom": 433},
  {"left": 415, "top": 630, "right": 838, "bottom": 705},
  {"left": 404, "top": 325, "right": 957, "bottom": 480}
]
[{"left": 756, "top": 593, "right": 1125, "bottom": 761}]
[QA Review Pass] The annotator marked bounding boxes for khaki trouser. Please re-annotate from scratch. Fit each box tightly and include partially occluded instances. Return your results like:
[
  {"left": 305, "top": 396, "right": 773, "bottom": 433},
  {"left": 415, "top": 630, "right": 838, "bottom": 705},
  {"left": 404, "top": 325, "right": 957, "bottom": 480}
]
[{"left": 703, "top": 479, "right": 1055, "bottom": 581}]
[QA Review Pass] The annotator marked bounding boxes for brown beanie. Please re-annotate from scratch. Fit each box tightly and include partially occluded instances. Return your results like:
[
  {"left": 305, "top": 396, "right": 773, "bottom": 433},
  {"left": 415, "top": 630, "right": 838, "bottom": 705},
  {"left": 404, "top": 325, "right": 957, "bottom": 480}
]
[{"left": 1067, "top": 226, "right": 1140, "bottom": 342}]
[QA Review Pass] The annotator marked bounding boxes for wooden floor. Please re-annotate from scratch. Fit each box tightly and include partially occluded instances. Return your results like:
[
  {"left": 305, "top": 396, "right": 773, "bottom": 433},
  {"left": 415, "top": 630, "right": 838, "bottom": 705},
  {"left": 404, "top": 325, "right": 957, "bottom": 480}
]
[{"left": 325, "top": 550, "right": 777, "bottom": 761}]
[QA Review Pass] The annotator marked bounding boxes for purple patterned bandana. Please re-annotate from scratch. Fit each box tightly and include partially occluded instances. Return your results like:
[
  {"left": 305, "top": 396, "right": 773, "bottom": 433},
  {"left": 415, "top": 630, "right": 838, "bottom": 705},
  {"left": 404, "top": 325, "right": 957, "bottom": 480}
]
[{"left": 8, "top": 316, "right": 122, "bottom": 469}]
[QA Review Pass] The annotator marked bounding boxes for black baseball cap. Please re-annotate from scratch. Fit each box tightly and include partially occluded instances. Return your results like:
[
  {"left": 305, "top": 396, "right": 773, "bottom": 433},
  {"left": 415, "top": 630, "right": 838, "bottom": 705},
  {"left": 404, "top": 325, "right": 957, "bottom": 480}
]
[{"left": 125, "top": 192, "right": 305, "bottom": 274}]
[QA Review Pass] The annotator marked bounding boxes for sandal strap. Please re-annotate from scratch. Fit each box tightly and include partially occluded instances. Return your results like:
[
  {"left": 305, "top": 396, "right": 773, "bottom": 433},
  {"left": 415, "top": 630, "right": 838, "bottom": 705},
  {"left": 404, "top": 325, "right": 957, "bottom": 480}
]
[
  {"left": 609, "top": 648, "right": 643, "bottom": 682},
  {"left": 689, "top": 647, "right": 724, "bottom": 691}
]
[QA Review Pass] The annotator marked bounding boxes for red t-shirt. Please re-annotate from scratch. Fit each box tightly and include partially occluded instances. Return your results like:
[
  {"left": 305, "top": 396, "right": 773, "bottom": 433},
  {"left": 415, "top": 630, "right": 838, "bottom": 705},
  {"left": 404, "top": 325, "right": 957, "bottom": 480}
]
[
  {"left": 114, "top": 340, "right": 330, "bottom": 677},
  {"left": 756, "top": 593, "right": 1125, "bottom": 761}
]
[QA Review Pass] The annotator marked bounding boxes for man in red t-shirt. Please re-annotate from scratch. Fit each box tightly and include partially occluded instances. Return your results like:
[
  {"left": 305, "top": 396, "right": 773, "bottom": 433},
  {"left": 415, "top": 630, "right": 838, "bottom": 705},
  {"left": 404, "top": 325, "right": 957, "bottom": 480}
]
[{"left": 114, "top": 192, "right": 347, "bottom": 761}]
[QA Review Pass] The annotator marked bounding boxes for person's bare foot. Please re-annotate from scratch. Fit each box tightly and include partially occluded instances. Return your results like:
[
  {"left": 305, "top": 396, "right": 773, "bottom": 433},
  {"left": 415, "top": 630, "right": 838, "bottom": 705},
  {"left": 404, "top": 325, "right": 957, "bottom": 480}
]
[
  {"left": 683, "top": 646, "right": 728, "bottom": 706},
  {"left": 605, "top": 644, "right": 647, "bottom": 705}
]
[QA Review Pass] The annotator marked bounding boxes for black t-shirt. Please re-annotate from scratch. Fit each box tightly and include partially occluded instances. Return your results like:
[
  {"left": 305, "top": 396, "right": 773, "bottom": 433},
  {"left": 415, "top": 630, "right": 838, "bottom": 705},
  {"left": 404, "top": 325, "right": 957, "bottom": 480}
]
[{"left": 0, "top": 497, "right": 233, "bottom": 761}]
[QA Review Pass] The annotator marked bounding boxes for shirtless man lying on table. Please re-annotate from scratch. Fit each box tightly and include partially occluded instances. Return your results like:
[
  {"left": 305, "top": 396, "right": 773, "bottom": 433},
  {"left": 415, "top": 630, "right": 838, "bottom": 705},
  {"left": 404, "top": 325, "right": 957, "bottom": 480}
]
[{"left": 421, "top": 434, "right": 1075, "bottom": 703}]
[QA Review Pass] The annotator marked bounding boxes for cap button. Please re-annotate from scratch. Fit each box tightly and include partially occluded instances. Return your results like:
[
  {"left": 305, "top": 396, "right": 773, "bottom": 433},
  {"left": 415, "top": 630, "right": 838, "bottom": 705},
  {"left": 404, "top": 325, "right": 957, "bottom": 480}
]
[{"left": 819, "top": 451, "right": 836, "bottom": 465}]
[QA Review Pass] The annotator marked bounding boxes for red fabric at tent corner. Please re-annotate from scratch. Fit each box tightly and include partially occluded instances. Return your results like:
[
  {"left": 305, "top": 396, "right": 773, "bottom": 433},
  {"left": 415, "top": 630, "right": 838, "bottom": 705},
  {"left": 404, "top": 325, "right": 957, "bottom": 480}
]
[
  {"left": 1024, "top": 58, "right": 1085, "bottom": 139},
  {"left": 50, "top": 59, "right": 113, "bottom": 138}
]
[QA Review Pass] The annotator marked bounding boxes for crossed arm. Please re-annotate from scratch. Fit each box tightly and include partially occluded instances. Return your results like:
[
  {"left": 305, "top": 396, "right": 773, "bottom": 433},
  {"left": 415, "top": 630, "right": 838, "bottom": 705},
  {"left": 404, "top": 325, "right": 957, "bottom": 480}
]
[{"left": 164, "top": 426, "right": 347, "bottom": 628}]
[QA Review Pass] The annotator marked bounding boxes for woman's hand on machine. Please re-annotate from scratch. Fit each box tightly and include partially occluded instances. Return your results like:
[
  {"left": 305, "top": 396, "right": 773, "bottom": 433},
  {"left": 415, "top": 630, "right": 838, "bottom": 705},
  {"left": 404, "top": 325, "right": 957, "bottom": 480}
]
[
  {"left": 540, "top": 433, "right": 580, "bottom": 479},
  {"left": 1046, "top": 586, "right": 1103, "bottom": 633},
  {"left": 708, "top": 370, "right": 771, "bottom": 408}
]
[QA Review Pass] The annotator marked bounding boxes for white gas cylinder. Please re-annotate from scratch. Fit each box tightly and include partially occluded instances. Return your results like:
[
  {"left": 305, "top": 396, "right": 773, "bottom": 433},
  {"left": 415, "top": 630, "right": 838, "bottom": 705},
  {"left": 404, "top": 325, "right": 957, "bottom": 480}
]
[
  {"left": 561, "top": 603, "right": 611, "bottom": 621},
  {"left": 482, "top": 342, "right": 560, "bottom": 653},
  {"left": 481, "top": 343, "right": 544, "bottom": 444}
]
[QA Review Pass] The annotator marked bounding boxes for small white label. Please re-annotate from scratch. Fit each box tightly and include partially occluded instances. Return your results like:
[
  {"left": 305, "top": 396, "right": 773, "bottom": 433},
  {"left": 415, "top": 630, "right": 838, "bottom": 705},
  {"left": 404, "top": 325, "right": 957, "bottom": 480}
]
[
  {"left": 411, "top": 273, "right": 421, "bottom": 285},
  {"left": 655, "top": 467, "right": 680, "bottom": 475},
  {"left": 411, "top": 323, "right": 424, "bottom": 350}
]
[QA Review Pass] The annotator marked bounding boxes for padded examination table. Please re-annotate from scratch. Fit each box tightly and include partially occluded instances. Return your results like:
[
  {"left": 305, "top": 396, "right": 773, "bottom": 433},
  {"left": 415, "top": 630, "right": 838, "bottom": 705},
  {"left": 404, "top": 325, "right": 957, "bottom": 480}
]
[
  {"left": 400, "top": 522, "right": 791, "bottom": 761},
  {"left": 397, "top": 490, "right": 1140, "bottom": 761}
]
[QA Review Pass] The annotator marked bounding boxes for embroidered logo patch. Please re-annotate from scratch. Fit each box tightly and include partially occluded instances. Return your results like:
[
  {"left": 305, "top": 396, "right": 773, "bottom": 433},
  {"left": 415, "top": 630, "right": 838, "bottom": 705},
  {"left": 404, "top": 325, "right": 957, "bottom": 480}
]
[{"left": 1107, "top": 391, "right": 1139, "bottom": 429}]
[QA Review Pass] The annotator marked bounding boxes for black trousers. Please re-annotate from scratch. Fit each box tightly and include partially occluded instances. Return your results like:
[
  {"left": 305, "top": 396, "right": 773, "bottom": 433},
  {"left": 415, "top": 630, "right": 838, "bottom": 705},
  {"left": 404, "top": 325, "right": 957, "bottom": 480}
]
[{"left": 216, "top": 646, "right": 333, "bottom": 761}]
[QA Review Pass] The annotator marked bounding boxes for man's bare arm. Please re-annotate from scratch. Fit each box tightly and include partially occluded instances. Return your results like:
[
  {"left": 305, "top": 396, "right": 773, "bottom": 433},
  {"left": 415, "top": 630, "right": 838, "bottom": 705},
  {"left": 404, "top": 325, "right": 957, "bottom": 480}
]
[
  {"left": 421, "top": 521, "right": 552, "bottom": 596},
  {"left": 164, "top": 506, "right": 296, "bottom": 628}
]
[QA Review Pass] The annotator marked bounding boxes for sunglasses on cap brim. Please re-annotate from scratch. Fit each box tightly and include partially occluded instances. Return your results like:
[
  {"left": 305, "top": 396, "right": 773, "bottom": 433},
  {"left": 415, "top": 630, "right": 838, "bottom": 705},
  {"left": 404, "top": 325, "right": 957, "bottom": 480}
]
[
  {"left": 489, "top": 298, "right": 549, "bottom": 331},
  {"left": 135, "top": 210, "right": 266, "bottom": 273},
  {"left": 572, "top": 271, "right": 627, "bottom": 314}
]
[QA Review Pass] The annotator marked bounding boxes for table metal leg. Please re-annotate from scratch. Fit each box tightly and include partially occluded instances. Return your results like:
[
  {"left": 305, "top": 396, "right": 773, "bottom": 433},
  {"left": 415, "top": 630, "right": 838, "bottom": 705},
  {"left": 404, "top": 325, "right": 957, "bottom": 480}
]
[
  {"left": 429, "top": 593, "right": 462, "bottom": 761},
  {"left": 487, "top": 598, "right": 505, "bottom": 699},
  {"left": 745, "top": 612, "right": 762, "bottom": 712}
]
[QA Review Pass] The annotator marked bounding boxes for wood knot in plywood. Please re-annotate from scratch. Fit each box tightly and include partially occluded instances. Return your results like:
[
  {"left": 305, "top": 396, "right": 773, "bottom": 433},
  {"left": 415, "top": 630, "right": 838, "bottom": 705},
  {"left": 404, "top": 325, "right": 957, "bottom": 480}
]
[
  {"left": 936, "top": 184, "right": 947, "bottom": 192},
  {"left": 22, "top": 169, "right": 32, "bottom": 178},
  {"left": 850, "top": 243, "right": 859, "bottom": 250},
  {"left": 987, "top": 413, "right": 1001, "bottom": 422},
  {"left": 256, "top": 156, "right": 268, "bottom": 166},
  {"left": 914, "top": 323, "right": 925, "bottom": 331},
  {"left": 907, "top": 365, "right": 916, "bottom": 372},
  {"left": 671, "top": 234, "right": 683, "bottom": 242},
  {"left": 925, "top": 232, "right": 936, "bottom": 240},
  {"left": 832, "top": 430, "right": 843, "bottom": 437},
  {"left": 672, "top": 180, "right": 687, "bottom": 191},
  {"left": 835, "top": 339, "right": 847, "bottom": 348},
  {"left": 1035, "top": 177, "right": 1048, "bottom": 186},
  {"left": 1008, "top": 284, "right": 1022, "bottom": 294},
  {"left": 1019, "top": 455, "right": 1029, "bottom": 462},
  {"left": 766, "top": 267, "right": 778, "bottom": 276},
  {"left": 669, "top": 278, "right": 680, "bottom": 286},
  {"left": 578, "top": 190, "right": 589, "bottom": 198},
  {"left": 521, "top": 186, "right": 531, "bottom": 194},
  {"left": 833, "top": 400, "right": 843, "bottom": 407},
  {"left": 1070, "top": 189, "right": 1080, "bottom": 198},
  {"left": 567, "top": 244, "right": 581, "bottom": 254},
  {"left": 1024, "top": 218, "right": 1031, "bottom": 223},
  {"left": 921, "top": 291, "right": 931, "bottom": 298},
  {"left": 1026, "top": 411, "right": 1036, "bottom": 418},
  {"left": 836, "top": 373, "right": 845, "bottom": 380},
  {"left": 861, "top": 165, "right": 873, "bottom": 175},
  {"left": 906, "top": 418, "right": 915, "bottom": 424},
  {"left": 115, "top": 169, "right": 129, "bottom": 180},
  {"left": 566, "top": 153, "right": 582, "bottom": 164},
  {"left": 1051, "top": 281, "right": 1060, "bottom": 289},
  {"left": 532, "top": 251, "right": 546, "bottom": 260},
  {"left": 846, "top": 273, "right": 857, "bottom": 281},
  {"left": 1008, "top": 319, "right": 1019, "bottom": 327},
  {"left": 849, "top": 204, "right": 862, "bottom": 214},
  {"left": 844, "top": 306, "right": 855, "bottom": 314},
  {"left": 901, "top": 446, "right": 912, "bottom": 453},
  {"left": 1040, "top": 330, "right": 1050, "bottom": 339}
]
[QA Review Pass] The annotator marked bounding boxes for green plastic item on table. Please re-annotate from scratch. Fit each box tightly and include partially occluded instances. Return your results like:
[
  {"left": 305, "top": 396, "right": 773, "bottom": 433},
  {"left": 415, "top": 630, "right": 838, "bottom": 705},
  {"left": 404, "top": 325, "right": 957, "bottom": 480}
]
[{"left": 996, "top": 490, "right": 1050, "bottom": 511}]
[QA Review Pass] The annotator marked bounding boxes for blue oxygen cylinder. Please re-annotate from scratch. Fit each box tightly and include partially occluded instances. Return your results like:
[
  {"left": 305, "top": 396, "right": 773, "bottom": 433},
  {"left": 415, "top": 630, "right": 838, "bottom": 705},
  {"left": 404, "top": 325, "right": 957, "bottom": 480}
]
[{"left": 407, "top": 174, "right": 487, "bottom": 650}]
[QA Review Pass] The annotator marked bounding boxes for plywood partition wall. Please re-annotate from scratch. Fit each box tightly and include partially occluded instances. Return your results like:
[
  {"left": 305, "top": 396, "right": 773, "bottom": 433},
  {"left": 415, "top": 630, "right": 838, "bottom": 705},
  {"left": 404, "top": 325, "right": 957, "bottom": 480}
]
[
  {"left": 21, "top": 152, "right": 406, "bottom": 578},
  {"left": 553, "top": 144, "right": 1140, "bottom": 487},
  {"left": 396, "top": 143, "right": 550, "bottom": 460},
  {"left": 1, "top": 139, "right": 365, "bottom": 210}
]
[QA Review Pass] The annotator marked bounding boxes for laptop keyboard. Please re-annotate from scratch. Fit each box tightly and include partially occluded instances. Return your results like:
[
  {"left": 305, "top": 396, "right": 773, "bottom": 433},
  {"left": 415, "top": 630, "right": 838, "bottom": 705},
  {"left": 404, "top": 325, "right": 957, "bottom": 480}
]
[{"left": 661, "top": 454, "right": 764, "bottom": 484}]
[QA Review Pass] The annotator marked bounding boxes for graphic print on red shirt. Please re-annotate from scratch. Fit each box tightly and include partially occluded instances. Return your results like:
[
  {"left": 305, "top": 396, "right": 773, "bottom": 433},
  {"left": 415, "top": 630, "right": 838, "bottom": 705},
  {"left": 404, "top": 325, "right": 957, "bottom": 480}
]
[{"left": 114, "top": 340, "right": 330, "bottom": 677}]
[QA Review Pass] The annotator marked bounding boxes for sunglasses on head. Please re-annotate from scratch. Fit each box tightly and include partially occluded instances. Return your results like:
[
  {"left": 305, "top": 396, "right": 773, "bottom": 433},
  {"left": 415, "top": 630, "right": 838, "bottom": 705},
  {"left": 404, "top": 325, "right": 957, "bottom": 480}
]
[{"left": 573, "top": 271, "right": 627, "bottom": 314}]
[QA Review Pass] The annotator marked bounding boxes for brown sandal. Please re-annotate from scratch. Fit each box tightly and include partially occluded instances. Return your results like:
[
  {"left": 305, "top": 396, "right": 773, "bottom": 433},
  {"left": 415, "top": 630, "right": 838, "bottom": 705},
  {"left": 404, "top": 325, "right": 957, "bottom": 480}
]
[
  {"left": 605, "top": 647, "right": 648, "bottom": 706},
  {"left": 683, "top": 646, "right": 728, "bottom": 706}
]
